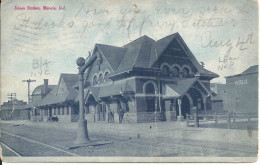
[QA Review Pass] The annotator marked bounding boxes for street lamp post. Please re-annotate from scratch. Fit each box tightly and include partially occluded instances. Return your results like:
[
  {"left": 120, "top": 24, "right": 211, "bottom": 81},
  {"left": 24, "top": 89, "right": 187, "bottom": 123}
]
[{"left": 73, "top": 57, "right": 90, "bottom": 145}]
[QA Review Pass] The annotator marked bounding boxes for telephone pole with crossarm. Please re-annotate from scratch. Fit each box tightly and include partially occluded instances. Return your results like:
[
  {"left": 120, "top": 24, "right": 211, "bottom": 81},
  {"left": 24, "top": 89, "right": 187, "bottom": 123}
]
[{"left": 22, "top": 79, "right": 36, "bottom": 103}]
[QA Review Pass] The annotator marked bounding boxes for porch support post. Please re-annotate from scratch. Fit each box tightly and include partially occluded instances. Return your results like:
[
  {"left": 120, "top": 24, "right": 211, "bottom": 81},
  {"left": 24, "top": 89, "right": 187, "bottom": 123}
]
[
  {"left": 177, "top": 98, "right": 184, "bottom": 121},
  {"left": 85, "top": 104, "right": 89, "bottom": 114},
  {"left": 68, "top": 105, "right": 72, "bottom": 115},
  {"left": 173, "top": 99, "right": 177, "bottom": 119},
  {"left": 48, "top": 107, "right": 51, "bottom": 117},
  {"left": 165, "top": 100, "right": 171, "bottom": 121},
  {"left": 39, "top": 108, "right": 43, "bottom": 121},
  {"left": 64, "top": 105, "right": 68, "bottom": 115},
  {"left": 101, "top": 102, "right": 106, "bottom": 121},
  {"left": 203, "top": 97, "right": 207, "bottom": 115}
]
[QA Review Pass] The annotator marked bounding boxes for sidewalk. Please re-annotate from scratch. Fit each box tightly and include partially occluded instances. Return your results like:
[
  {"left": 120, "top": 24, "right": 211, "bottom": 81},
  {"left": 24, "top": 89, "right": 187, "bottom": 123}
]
[{"left": 1, "top": 119, "right": 258, "bottom": 148}]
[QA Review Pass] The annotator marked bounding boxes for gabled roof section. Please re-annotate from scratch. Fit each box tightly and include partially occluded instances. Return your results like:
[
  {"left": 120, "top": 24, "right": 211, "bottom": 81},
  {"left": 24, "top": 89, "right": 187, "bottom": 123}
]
[
  {"left": 163, "top": 78, "right": 212, "bottom": 98},
  {"left": 148, "top": 33, "right": 218, "bottom": 78},
  {"left": 149, "top": 33, "right": 177, "bottom": 66},
  {"left": 149, "top": 34, "right": 198, "bottom": 69},
  {"left": 96, "top": 44, "right": 127, "bottom": 71},
  {"left": 39, "top": 73, "right": 78, "bottom": 106},
  {"left": 164, "top": 78, "right": 197, "bottom": 97},
  {"left": 60, "top": 73, "right": 78, "bottom": 90}
]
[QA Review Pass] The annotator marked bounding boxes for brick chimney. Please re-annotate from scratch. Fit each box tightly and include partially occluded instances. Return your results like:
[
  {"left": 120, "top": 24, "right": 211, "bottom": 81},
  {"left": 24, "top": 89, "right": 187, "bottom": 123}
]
[{"left": 42, "top": 79, "right": 48, "bottom": 96}]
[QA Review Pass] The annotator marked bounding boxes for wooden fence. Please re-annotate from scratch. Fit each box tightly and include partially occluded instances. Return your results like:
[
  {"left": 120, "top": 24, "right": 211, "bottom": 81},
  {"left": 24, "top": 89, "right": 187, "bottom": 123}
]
[{"left": 186, "top": 112, "right": 258, "bottom": 128}]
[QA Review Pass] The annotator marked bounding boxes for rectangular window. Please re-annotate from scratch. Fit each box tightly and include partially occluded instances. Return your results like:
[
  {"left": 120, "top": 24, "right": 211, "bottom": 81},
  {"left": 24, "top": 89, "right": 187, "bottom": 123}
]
[{"left": 44, "top": 110, "right": 48, "bottom": 116}]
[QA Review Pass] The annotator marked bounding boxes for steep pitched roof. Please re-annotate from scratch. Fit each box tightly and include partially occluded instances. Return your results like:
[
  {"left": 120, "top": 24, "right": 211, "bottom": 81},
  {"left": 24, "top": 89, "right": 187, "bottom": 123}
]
[
  {"left": 96, "top": 44, "right": 127, "bottom": 71},
  {"left": 115, "top": 35, "right": 155, "bottom": 72},
  {"left": 39, "top": 73, "right": 78, "bottom": 106},
  {"left": 94, "top": 33, "right": 218, "bottom": 78}
]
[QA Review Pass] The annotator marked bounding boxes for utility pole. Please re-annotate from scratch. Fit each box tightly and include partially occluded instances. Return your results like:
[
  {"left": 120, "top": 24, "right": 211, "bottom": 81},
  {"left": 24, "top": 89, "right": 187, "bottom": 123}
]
[
  {"left": 22, "top": 79, "right": 36, "bottom": 103},
  {"left": 7, "top": 93, "right": 16, "bottom": 119}
]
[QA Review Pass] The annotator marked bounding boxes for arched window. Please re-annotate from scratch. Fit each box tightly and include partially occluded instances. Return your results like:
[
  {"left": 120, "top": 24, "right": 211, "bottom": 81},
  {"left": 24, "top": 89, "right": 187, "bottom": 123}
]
[
  {"left": 98, "top": 74, "right": 104, "bottom": 83},
  {"left": 172, "top": 66, "right": 180, "bottom": 77},
  {"left": 182, "top": 67, "right": 189, "bottom": 78},
  {"left": 161, "top": 65, "right": 170, "bottom": 77},
  {"left": 93, "top": 75, "right": 98, "bottom": 86},
  {"left": 145, "top": 83, "right": 155, "bottom": 94},
  {"left": 104, "top": 71, "right": 110, "bottom": 82}
]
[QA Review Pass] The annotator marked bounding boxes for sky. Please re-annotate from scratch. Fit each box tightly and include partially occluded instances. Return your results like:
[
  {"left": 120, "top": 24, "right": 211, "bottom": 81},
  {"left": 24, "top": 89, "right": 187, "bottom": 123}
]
[{"left": 1, "top": 0, "right": 259, "bottom": 104}]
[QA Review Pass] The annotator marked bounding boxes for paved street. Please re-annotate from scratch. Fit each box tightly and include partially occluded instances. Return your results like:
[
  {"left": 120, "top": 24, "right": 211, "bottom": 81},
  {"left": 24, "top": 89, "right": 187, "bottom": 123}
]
[{"left": 0, "top": 120, "right": 258, "bottom": 158}]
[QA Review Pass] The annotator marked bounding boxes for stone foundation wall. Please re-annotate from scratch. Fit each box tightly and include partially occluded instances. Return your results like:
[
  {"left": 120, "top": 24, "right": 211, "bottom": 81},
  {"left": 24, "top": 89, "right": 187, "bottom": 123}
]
[
  {"left": 122, "top": 112, "right": 137, "bottom": 123},
  {"left": 137, "top": 112, "right": 163, "bottom": 123},
  {"left": 165, "top": 111, "right": 177, "bottom": 121}
]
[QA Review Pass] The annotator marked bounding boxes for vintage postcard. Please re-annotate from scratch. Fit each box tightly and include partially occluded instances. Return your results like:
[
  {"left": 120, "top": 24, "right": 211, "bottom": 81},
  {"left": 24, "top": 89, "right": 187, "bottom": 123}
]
[{"left": 0, "top": 0, "right": 258, "bottom": 163}]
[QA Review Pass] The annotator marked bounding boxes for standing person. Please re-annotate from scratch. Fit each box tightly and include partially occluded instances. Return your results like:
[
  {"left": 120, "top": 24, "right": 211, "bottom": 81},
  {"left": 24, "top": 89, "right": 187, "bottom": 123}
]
[
  {"left": 111, "top": 110, "right": 114, "bottom": 123},
  {"left": 108, "top": 108, "right": 111, "bottom": 123},
  {"left": 119, "top": 107, "right": 125, "bottom": 124},
  {"left": 28, "top": 110, "right": 31, "bottom": 121}
]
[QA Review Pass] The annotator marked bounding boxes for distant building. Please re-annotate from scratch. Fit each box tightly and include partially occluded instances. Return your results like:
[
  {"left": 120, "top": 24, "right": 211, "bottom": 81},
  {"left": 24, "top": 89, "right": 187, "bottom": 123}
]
[
  {"left": 210, "top": 83, "right": 227, "bottom": 113},
  {"left": 25, "top": 79, "right": 56, "bottom": 121},
  {"left": 0, "top": 99, "right": 28, "bottom": 120},
  {"left": 225, "top": 65, "right": 258, "bottom": 114},
  {"left": 37, "top": 74, "right": 79, "bottom": 122},
  {"left": 78, "top": 33, "right": 219, "bottom": 123}
]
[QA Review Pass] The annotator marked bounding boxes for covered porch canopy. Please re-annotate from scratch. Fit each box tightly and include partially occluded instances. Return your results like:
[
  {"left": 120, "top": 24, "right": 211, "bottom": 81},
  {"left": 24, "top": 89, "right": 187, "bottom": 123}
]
[
  {"left": 162, "top": 78, "right": 214, "bottom": 117},
  {"left": 76, "top": 80, "right": 135, "bottom": 105}
]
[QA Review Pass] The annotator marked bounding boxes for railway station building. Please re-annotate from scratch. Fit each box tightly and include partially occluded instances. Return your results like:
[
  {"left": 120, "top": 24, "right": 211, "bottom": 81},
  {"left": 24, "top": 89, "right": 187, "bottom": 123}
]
[
  {"left": 38, "top": 74, "right": 79, "bottom": 122},
  {"left": 80, "top": 33, "right": 219, "bottom": 123}
]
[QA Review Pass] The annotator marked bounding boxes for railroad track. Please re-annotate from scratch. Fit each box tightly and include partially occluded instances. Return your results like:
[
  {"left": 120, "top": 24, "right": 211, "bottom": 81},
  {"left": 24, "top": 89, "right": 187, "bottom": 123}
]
[
  {"left": 0, "top": 123, "right": 257, "bottom": 157},
  {"left": 0, "top": 140, "right": 22, "bottom": 157},
  {"left": 1, "top": 130, "right": 80, "bottom": 157}
]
